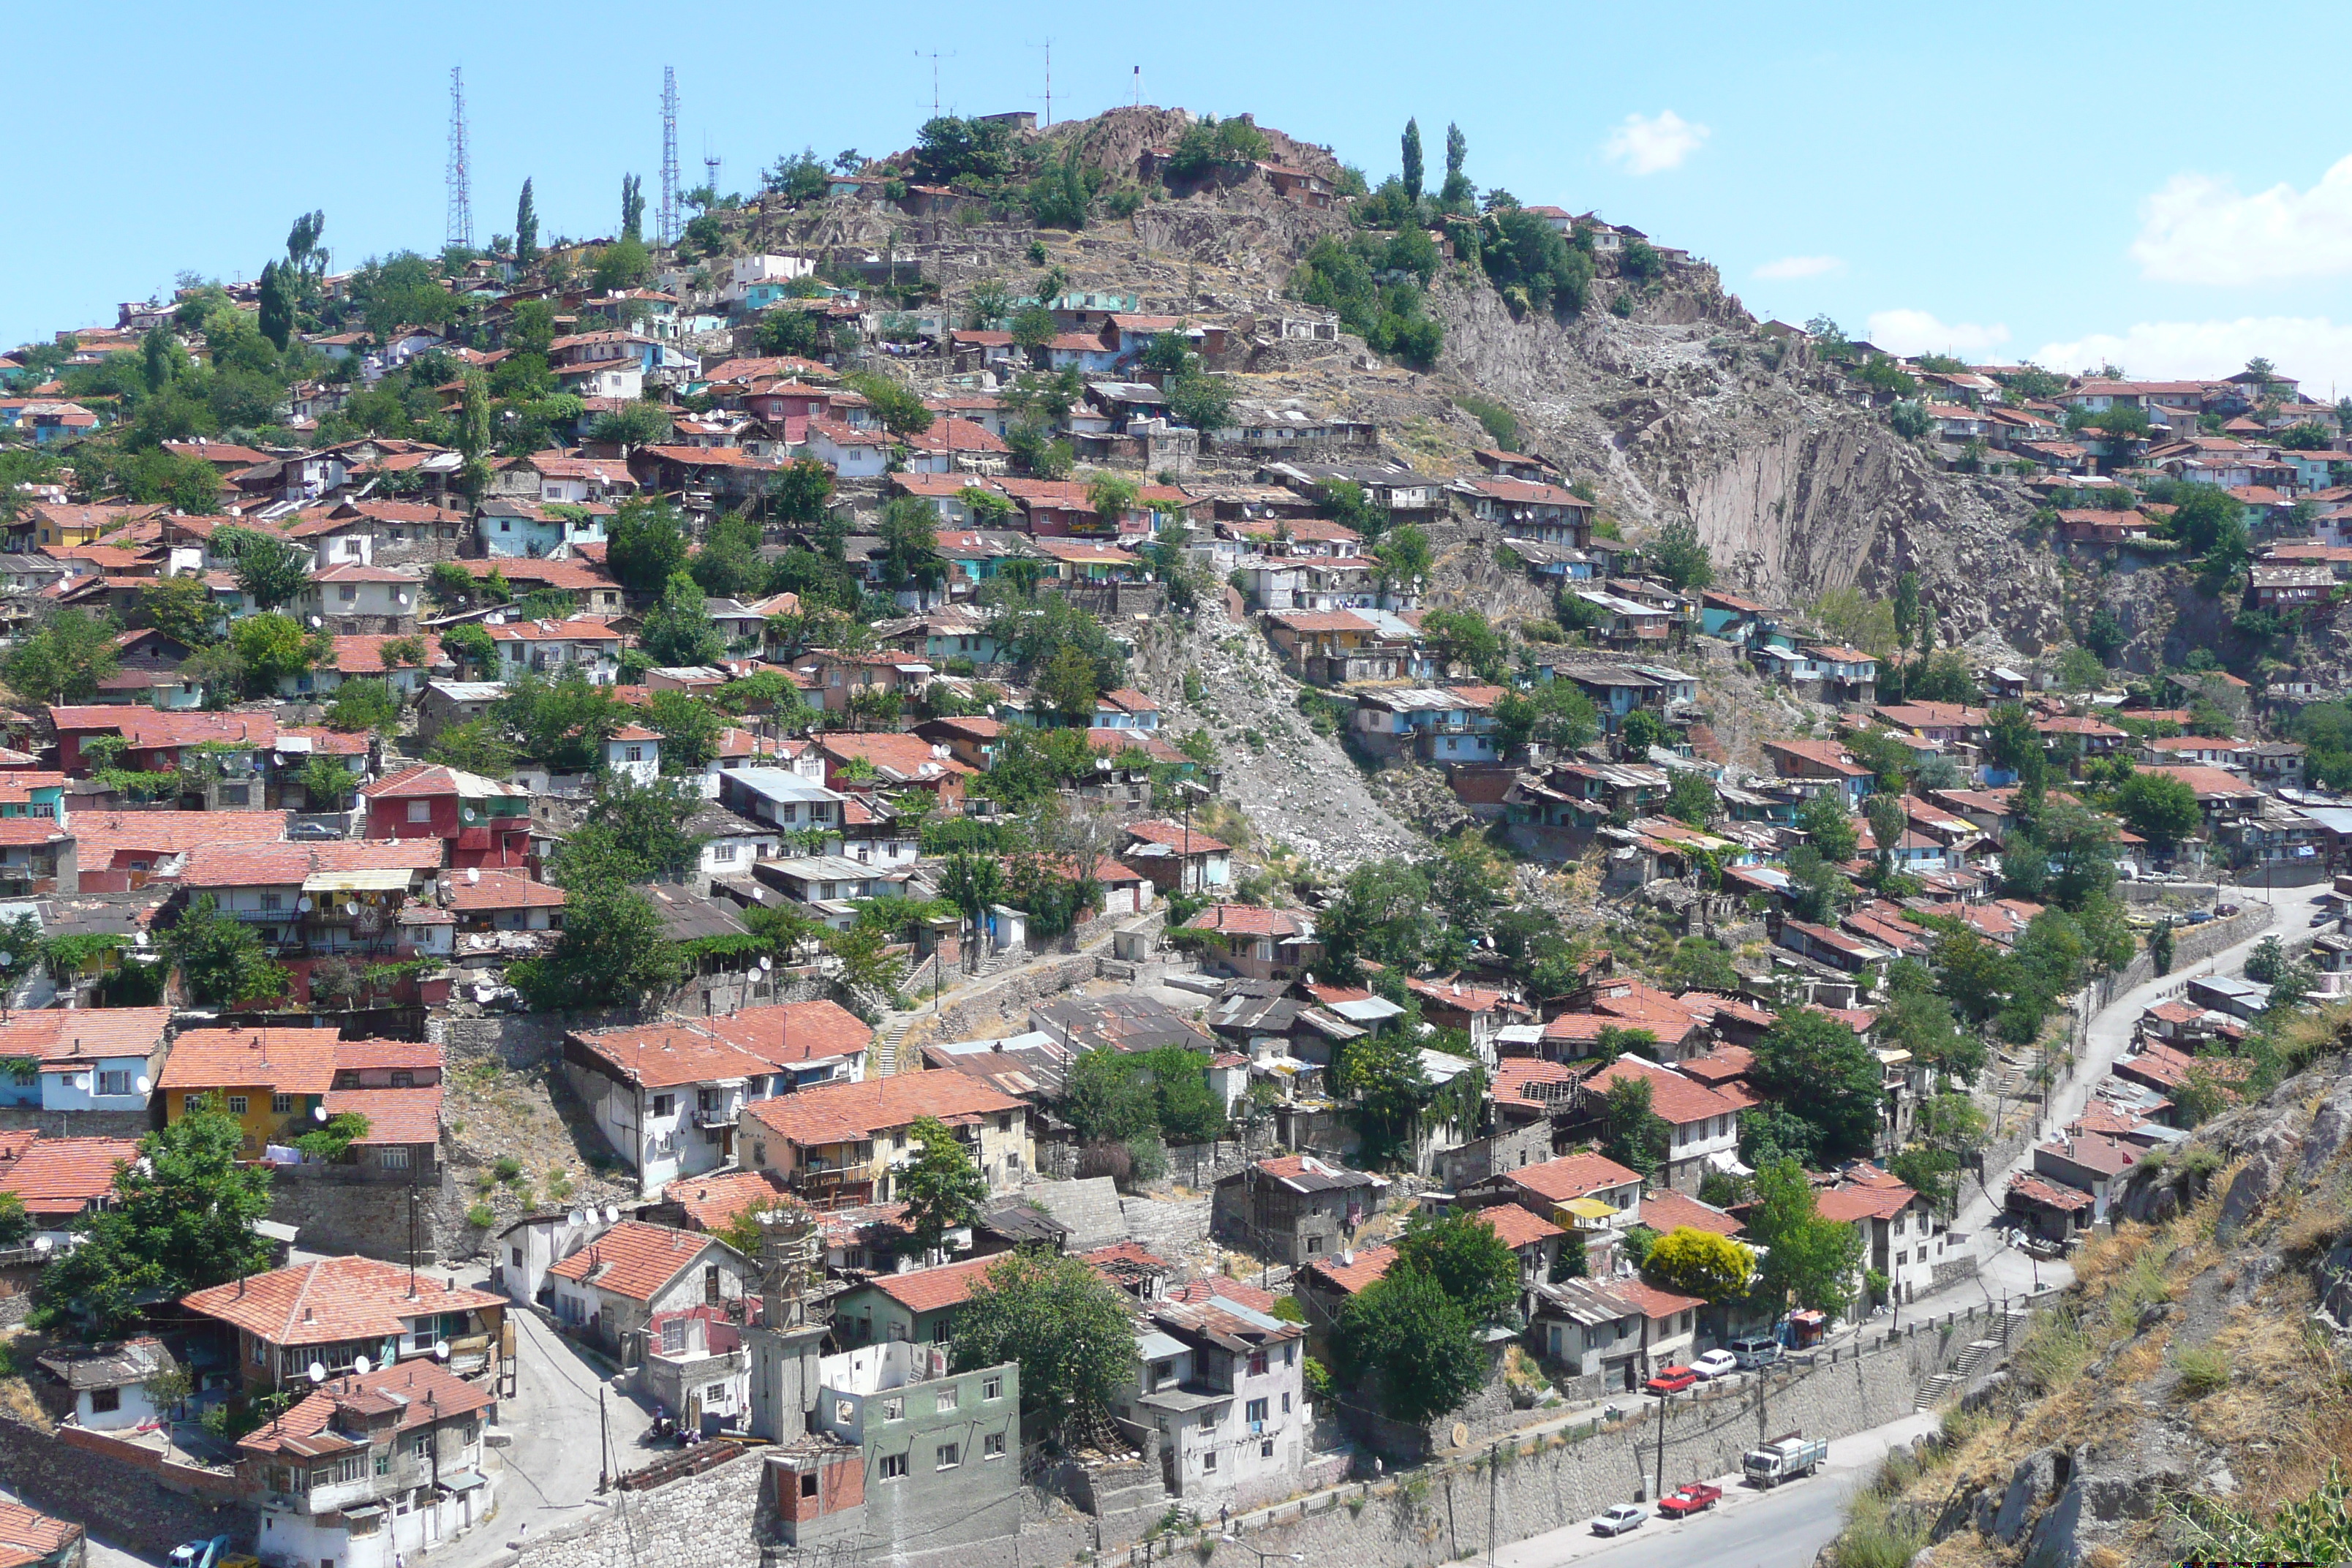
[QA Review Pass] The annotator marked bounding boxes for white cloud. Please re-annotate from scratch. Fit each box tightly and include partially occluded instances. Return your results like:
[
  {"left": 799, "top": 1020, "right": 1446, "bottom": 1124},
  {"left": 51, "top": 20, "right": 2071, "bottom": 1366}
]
[
  {"left": 1865, "top": 309, "right": 2010, "bottom": 356},
  {"left": 1754, "top": 255, "right": 1844, "bottom": 280},
  {"left": 2033, "top": 315, "right": 2352, "bottom": 388},
  {"left": 2133, "top": 154, "right": 2352, "bottom": 284},
  {"left": 1602, "top": 111, "right": 1708, "bottom": 176}
]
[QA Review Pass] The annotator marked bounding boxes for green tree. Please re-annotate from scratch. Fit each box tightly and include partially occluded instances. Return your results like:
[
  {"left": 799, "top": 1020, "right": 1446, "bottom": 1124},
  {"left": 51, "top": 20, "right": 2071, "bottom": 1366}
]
[
  {"left": 1400, "top": 118, "right": 1425, "bottom": 206},
  {"left": 1863, "top": 791, "right": 1907, "bottom": 880},
  {"left": 1745, "top": 1157, "right": 1866, "bottom": 1323},
  {"left": 4, "top": 611, "right": 121, "bottom": 704},
  {"left": 900, "top": 1114, "right": 987, "bottom": 1255},
  {"left": 1751, "top": 1008, "right": 1882, "bottom": 1163},
  {"left": 1647, "top": 519, "right": 1714, "bottom": 591},
  {"left": 951, "top": 1248, "right": 1138, "bottom": 1435},
  {"left": 643, "top": 690, "right": 723, "bottom": 774},
  {"left": 137, "top": 575, "right": 224, "bottom": 647},
  {"left": 768, "top": 458, "right": 837, "bottom": 525},
  {"left": 1372, "top": 522, "right": 1433, "bottom": 589},
  {"left": 1619, "top": 707, "right": 1667, "bottom": 758},
  {"left": 1335, "top": 1028, "right": 1433, "bottom": 1169},
  {"left": 162, "top": 894, "right": 290, "bottom": 1006},
  {"left": 1491, "top": 681, "right": 1601, "bottom": 755},
  {"left": 1600, "top": 1075, "right": 1672, "bottom": 1180},
  {"left": 845, "top": 373, "right": 934, "bottom": 440},
  {"left": 1318, "top": 859, "right": 1435, "bottom": 981},
  {"left": 876, "top": 496, "right": 947, "bottom": 597},
  {"left": 513, "top": 178, "right": 539, "bottom": 265},
  {"left": 230, "top": 613, "right": 329, "bottom": 690},
  {"left": 1064, "top": 1047, "right": 1158, "bottom": 1145},
  {"left": 1335, "top": 1267, "right": 1485, "bottom": 1425},
  {"left": 509, "top": 883, "right": 682, "bottom": 1009},
  {"left": 607, "top": 497, "right": 693, "bottom": 595},
  {"left": 1643, "top": 1227, "right": 1753, "bottom": 1302},
  {"left": 1393, "top": 1207, "right": 1522, "bottom": 1326},
  {"left": 1797, "top": 789, "right": 1860, "bottom": 864},
  {"left": 639, "top": 573, "right": 725, "bottom": 668},
  {"left": 1036, "top": 644, "right": 1101, "bottom": 723},
  {"left": 216, "top": 527, "right": 311, "bottom": 611},
  {"left": 256, "top": 261, "right": 293, "bottom": 352},
  {"left": 28, "top": 1098, "right": 276, "bottom": 1338},
  {"left": 592, "top": 235, "right": 652, "bottom": 292},
  {"left": 2116, "top": 771, "right": 2201, "bottom": 848},
  {"left": 325, "top": 677, "right": 399, "bottom": 734},
  {"left": 294, "top": 754, "right": 360, "bottom": 810}
]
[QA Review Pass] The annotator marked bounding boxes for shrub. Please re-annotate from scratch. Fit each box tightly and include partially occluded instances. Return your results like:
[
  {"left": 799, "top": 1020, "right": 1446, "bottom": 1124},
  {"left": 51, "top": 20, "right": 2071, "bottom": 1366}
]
[
  {"left": 2174, "top": 1344, "right": 2229, "bottom": 1399},
  {"left": 493, "top": 1156, "right": 524, "bottom": 1184},
  {"left": 466, "top": 1202, "right": 497, "bottom": 1229}
]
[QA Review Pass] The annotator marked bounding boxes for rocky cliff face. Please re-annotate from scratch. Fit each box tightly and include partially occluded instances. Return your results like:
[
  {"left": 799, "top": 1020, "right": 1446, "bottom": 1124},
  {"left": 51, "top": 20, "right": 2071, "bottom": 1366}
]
[{"left": 1431, "top": 276, "right": 2070, "bottom": 650}]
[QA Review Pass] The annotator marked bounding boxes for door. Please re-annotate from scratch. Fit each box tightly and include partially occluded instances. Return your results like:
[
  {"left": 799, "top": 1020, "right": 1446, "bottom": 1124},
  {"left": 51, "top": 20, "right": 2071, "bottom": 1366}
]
[{"left": 704, "top": 1264, "right": 722, "bottom": 1305}]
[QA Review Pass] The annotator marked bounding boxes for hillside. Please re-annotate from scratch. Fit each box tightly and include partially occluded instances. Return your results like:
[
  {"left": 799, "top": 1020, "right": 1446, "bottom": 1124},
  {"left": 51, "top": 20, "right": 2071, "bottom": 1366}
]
[{"left": 1821, "top": 1011, "right": 2352, "bottom": 1567}]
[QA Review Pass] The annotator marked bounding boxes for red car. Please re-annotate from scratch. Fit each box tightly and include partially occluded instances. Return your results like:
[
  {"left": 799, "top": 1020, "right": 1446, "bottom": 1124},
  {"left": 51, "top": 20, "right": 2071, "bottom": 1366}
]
[
  {"left": 1657, "top": 1482, "right": 1722, "bottom": 1517},
  {"left": 1645, "top": 1365, "right": 1700, "bottom": 1395}
]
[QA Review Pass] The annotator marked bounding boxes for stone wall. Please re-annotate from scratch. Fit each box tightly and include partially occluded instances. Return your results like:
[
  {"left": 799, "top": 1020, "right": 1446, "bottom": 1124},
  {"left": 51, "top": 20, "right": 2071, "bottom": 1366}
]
[
  {"left": 265, "top": 1166, "right": 475, "bottom": 1264},
  {"left": 0, "top": 1107, "right": 154, "bottom": 1139},
  {"left": 927, "top": 951, "right": 1102, "bottom": 1043},
  {"left": 0, "top": 1417, "right": 249, "bottom": 1560},
  {"left": 436, "top": 1009, "right": 646, "bottom": 1071}
]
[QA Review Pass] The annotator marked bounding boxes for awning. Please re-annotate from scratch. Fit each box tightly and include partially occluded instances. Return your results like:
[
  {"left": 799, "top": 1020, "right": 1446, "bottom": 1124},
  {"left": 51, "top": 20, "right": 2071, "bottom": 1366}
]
[
  {"left": 304, "top": 869, "right": 417, "bottom": 893},
  {"left": 1706, "top": 1150, "right": 1754, "bottom": 1177},
  {"left": 438, "top": 1469, "right": 489, "bottom": 1493},
  {"left": 1563, "top": 1198, "right": 1617, "bottom": 1222}
]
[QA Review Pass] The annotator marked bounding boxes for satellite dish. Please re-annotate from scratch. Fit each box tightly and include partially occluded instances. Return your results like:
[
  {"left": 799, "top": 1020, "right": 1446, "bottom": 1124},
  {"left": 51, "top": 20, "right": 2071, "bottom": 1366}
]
[
  {"left": 0, "top": 952, "right": 12, "bottom": 968},
  {"left": 135, "top": 932, "right": 148, "bottom": 948},
  {"left": 135, "top": 1074, "right": 151, "bottom": 1095},
  {"left": 433, "top": 1341, "right": 451, "bottom": 1361},
  {"left": 466, "top": 867, "right": 480, "bottom": 883},
  {"left": 569, "top": 1209, "right": 588, "bottom": 1227},
  {"left": 313, "top": 1105, "right": 328, "bottom": 1122},
  {"left": 758, "top": 956, "right": 772, "bottom": 970},
  {"left": 32, "top": 1236, "right": 52, "bottom": 1254},
  {"left": 344, "top": 901, "right": 360, "bottom": 916},
  {"left": 603, "top": 1204, "right": 620, "bottom": 1223},
  {"left": 297, "top": 897, "right": 313, "bottom": 913},
  {"left": 463, "top": 807, "right": 478, "bottom": 822},
  {"left": 352, "top": 1355, "right": 371, "bottom": 1376},
  {"left": 307, "top": 1362, "right": 326, "bottom": 1384},
  {"left": 397, "top": 592, "right": 411, "bottom": 606},
  {"left": 310, "top": 616, "right": 323, "bottom": 628}
]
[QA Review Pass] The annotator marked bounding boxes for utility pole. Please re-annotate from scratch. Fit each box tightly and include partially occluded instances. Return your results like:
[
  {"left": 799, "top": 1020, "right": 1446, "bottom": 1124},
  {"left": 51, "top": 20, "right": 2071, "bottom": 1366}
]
[
  {"left": 1654, "top": 1391, "right": 1668, "bottom": 1501},
  {"left": 1485, "top": 1441, "right": 1499, "bottom": 1568},
  {"left": 1031, "top": 39, "right": 1053, "bottom": 126},
  {"left": 598, "top": 1387, "right": 611, "bottom": 1492},
  {"left": 406, "top": 1182, "right": 421, "bottom": 1300},
  {"left": 660, "top": 67, "right": 681, "bottom": 248},
  {"left": 445, "top": 67, "right": 473, "bottom": 251}
]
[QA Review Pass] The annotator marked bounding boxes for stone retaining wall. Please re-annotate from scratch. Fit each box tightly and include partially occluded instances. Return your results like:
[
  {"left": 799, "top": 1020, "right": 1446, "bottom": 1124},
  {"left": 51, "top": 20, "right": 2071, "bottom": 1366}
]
[{"left": 0, "top": 1417, "right": 249, "bottom": 1560}]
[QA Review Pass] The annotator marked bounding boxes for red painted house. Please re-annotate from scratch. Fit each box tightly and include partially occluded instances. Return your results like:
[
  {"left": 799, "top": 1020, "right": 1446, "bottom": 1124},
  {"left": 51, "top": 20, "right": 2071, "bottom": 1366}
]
[{"left": 358, "top": 763, "right": 535, "bottom": 870}]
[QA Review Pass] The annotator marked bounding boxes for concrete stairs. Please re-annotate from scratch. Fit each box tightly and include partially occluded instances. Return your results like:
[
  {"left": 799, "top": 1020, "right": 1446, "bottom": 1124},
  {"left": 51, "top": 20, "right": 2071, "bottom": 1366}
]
[
  {"left": 1915, "top": 1338, "right": 1999, "bottom": 1411},
  {"left": 872, "top": 1014, "right": 916, "bottom": 1076}
]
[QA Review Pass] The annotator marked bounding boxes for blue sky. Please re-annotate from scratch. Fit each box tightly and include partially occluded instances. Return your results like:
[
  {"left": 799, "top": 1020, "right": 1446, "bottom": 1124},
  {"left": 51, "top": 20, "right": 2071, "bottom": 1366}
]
[{"left": 18, "top": 4, "right": 2352, "bottom": 391}]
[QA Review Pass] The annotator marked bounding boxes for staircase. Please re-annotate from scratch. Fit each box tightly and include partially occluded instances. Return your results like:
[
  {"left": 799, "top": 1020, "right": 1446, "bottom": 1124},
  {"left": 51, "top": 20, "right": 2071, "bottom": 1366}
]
[
  {"left": 872, "top": 1014, "right": 917, "bottom": 1076},
  {"left": 1999, "top": 1304, "right": 2035, "bottom": 1344},
  {"left": 1915, "top": 1338, "right": 1999, "bottom": 1411}
]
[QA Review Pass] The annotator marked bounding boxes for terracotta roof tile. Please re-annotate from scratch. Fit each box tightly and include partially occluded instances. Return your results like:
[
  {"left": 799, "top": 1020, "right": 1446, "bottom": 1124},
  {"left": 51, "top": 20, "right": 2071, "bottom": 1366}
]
[
  {"left": 1636, "top": 1189, "right": 1746, "bottom": 1238},
  {"left": 1505, "top": 1153, "right": 1642, "bottom": 1202},
  {"left": 665, "top": 1169, "right": 795, "bottom": 1232},
  {"left": 0, "top": 1137, "right": 138, "bottom": 1215},
  {"left": 549, "top": 1220, "right": 737, "bottom": 1304},
  {"left": 869, "top": 1252, "right": 1003, "bottom": 1313},
  {"left": 159, "top": 1027, "right": 343, "bottom": 1093},
  {"left": 742, "top": 1070, "right": 1022, "bottom": 1145},
  {"left": 320, "top": 1086, "right": 442, "bottom": 1145},
  {"left": 184, "top": 1255, "right": 502, "bottom": 1345},
  {"left": 238, "top": 1359, "right": 494, "bottom": 1459}
]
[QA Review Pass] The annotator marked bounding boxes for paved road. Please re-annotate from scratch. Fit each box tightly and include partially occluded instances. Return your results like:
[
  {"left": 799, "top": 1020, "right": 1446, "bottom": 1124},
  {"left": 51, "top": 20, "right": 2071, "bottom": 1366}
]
[
  {"left": 1463, "top": 1413, "right": 1938, "bottom": 1568},
  {"left": 434, "top": 1293, "right": 655, "bottom": 1568}
]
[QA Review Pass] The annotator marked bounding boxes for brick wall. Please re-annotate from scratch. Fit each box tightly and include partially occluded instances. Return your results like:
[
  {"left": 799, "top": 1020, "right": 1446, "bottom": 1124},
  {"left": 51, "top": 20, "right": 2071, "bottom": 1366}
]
[{"left": 0, "top": 1417, "right": 249, "bottom": 1561}]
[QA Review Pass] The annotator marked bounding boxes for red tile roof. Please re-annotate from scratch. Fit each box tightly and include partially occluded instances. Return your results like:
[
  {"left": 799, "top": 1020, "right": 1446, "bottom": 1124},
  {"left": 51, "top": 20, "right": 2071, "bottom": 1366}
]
[
  {"left": 2006, "top": 1174, "right": 2093, "bottom": 1213},
  {"left": 74, "top": 809, "right": 290, "bottom": 870},
  {"left": 1183, "top": 904, "right": 1312, "bottom": 939},
  {"left": 1814, "top": 1183, "right": 1921, "bottom": 1223},
  {"left": 1474, "top": 1203, "right": 1564, "bottom": 1249},
  {"left": 665, "top": 1169, "right": 795, "bottom": 1232},
  {"left": 0, "top": 1008, "right": 169, "bottom": 1067},
  {"left": 1124, "top": 819, "right": 1231, "bottom": 853},
  {"left": 1586, "top": 1055, "right": 1740, "bottom": 1126},
  {"left": 568, "top": 1022, "right": 772, "bottom": 1090},
  {"left": 549, "top": 1220, "right": 738, "bottom": 1303},
  {"left": 1636, "top": 1189, "right": 1746, "bottom": 1238},
  {"left": 1506, "top": 1152, "right": 1642, "bottom": 1202},
  {"left": 239, "top": 1359, "right": 494, "bottom": 1459},
  {"left": 0, "top": 1137, "right": 138, "bottom": 1215},
  {"left": 1165, "top": 1276, "right": 1281, "bottom": 1314},
  {"left": 741, "top": 1069, "right": 1022, "bottom": 1145},
  {"left": 1305, "top": 1243, "right": 1395, "bottom": 1296},
  {"left": 1607, "top": 1276, "right": 1707, "bottom": 1321},
  {"left": 178, "top": 838, "right": 444, "bottom": 888},
  {"left": 446, "top": 872, "right": 567, "bottom": 911},
  {"left": 320, "top": 1086, "right": 442, "bottom": 1145},
  {"left": 183, "top": 1255, "right": 503, "bottom": 1345},
  {"left": 869, "top": 1252, "right": 1003, "bottom": 1313},
  {"left": 159, "top": 1027, "right": 344, "bottom": 1093},
  {"left": 704, "top": 1000, "right": 875, "bottom": 1066}
]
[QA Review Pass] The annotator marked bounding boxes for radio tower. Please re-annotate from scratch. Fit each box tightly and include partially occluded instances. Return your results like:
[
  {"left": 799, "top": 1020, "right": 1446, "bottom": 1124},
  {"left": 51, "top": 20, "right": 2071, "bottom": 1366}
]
[
  {"left": 445, "top": 67, "right": 474, "bottom": 250},
  {"left": 659, "top": 67, "right": 681, "bottom": 247}
]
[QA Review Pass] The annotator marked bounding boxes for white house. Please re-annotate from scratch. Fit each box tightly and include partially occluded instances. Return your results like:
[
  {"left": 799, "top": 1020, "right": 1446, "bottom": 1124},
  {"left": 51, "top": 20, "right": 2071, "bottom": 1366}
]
[
  {"left": 486, "top": 618, "right": 625, "bottom": 685},
  {"left": 804, "top": 421, "right": 893, "bottom": 479},
  {"left": 546, "top": 1220, "right": 755, "bottom": 1357},
  {"left": 37, "top": 1338, "right": 178, "bottom": 1431},
  {"left": 299, "top": 565, "right": 422, "bottom": 625},
  {"left": 603, "top": 725, "right": 662, "bottom": 786},
  {"left": 494, "top": 1210, "right": 618, "bottom": 1305},
  {"left": 1115, "top": 1294, "right": 1311, "bottom": 1509},
  {"left": 1580, "top": 1055, "right": 1745, "bottom": 1195}
]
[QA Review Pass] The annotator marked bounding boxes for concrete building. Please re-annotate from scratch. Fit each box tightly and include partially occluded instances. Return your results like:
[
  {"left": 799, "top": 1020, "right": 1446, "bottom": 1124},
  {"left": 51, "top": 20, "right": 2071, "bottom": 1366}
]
[
  {"left": 1210, "top": 1156, "right": 1387, "bottom": 1265},
  {"left": 34, "top": 1338, "right": 179, "bottom": 1432},
  {"left": 737, "top": 1071, "right": 1032, "bottom": 1207},
  {"left": 545, "top": 1220, "right": 755, "bottom": 1360},
  {"left": 1116, "top": 1294, "right": 1308, "bottom": 1508}
]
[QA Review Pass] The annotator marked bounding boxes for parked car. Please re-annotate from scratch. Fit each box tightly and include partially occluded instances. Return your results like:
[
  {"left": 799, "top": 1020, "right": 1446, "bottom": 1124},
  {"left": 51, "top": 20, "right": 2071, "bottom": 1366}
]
[
  {"left": 1727, "top": 1336, "right": 1784, "bottom": 1369},
  {"left": 1689, "top": 1349, "right": 1739, "bottom": 1380},
  {"left": 1591, "top": 1504, "right": 1648, "bottom": 1537},
  {"left": 1656, "top": 1482, "right": 1723, "bottom": 1517},
  {"left": 1645, "top": 1365, "right": 1700, "bottom": 1395}
]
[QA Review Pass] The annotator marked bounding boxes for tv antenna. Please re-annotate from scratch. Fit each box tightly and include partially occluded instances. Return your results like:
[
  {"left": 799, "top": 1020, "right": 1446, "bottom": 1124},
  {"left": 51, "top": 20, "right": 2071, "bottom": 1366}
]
[
  {"left": 445, "top": 67, "right": 474, "bottom": 250},
  {"left": 659, "top": 67, "right": 681, "bottom": 247},
  {"left": 1030, "top": 38, "right": 1053, "bottom": 126},
  {"left": 915, "top": 49, "right": 956, "bottom": 118},
  {"left": 1132, "top": 67, "right": 1142, "bottom": 109}
]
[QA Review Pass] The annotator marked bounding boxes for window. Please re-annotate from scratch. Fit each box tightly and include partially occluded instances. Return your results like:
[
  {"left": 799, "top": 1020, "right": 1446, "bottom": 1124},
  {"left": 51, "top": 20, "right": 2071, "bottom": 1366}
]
[
  {"left": 984, "top": 1431, "right": 1006, "bottom": 1458},
  {"left": 983, "top": 1375, "right": 1002, "bottom": 1401},
  {"left": 226, "top": 1095, "right": 249, "bottom": 1115},
  {"left": 712, "top": 843, "right": 736, "bottom": 862},
  {"left": 336, "top": 1455, "right": 366, "bottom": 1485},
  {"left": 1198, "top": 1411, "right": 1215, "bottom": 1431},
  {"left": 651, "top": 1094, "right": 675, "bottom": 1117},
  {"left": 1248, "top": 1351, "right": 1267, "bottom": 1377},
  {"left": 997, "top": 1113, "right": 1011, "bottom": 1133},
  {"left": 220, "top": 784, "right": 249, "bottom": 805},
  {"left": 97, "top": 1070, "right": 130, "bottom": 1097},
  {"left": 879, "top": 1453, "right": 907, "bottom": 1481},
  {"left": 1202, "top": 1450, "right": 1218, "bottom": 1472},
  {"left": 935, "top": 1443, "right": 960, "bottom": 1471},
  {"left": 412, "top": 1435, "right": 429, "bottom": 1460},
  {"left": 625, "top": 746, "right": 643, "bottom": 763},
  {"left": 935, "top": 1387, "right": 957, "bottom": 1414},
  {"left": 882, "top": 1398, "right": 902, "bottom": 1420},
  {"left": 799, "top": 1473, "right": 818, "bottom": 1498},
  {"left": 261, "top": 892, "right": 283, "bottom": 912},
  {"left": 380, "top": 1147, "right": 411, "bottom": 1170},
  {"left": 1281, "top": 1392, "right": 1292, "bottom": 1413},
  {"left": 511, "top": 1247, "right": 524, "bottom": 1267},
  {"left": 90, "top": 1387, "right": 121, "bottom": 1413},
  {"left": 1305, "top": 1235, "right": 1323, "bottom": 1255},
  {"left": 1284, "top": 1342, "right": 1296, "bottom": 1367},
  {"left": 407, "top": 800, "right": 432, "bottom": 823},
  {"left": 339, "top": 585, "right": 358, "bottom": 603},
  {"left": 1261, "top": 1440, "right": 1275, "bottom": 1458},
  {"left": 391, "top": 1070, "right": 412, "bottom": 1088},
  {"left": 704, "top": 1382, "right": 727, "bottom": 1402},
  {"left": 272, "top": 1093, "right": 295, "bottom": 1114},
  {"left": 1245, "top": 1398, "right": 1267, "bottom": 1425}
]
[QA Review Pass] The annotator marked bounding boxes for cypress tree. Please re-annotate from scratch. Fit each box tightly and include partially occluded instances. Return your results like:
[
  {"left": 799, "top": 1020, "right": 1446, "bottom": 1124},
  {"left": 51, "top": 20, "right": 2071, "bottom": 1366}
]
[
  {"left": 515, "top": 178, "right": 540, "bottom": 265},
  {"left": 1401, "top": 118, "right": 1424, "bottom": 204}
]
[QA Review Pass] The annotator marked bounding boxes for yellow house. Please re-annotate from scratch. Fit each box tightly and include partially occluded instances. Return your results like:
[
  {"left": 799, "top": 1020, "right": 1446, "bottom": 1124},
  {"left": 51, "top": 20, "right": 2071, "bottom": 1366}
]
[
  {"left": 157, "top": 1027, "right": 341, "bottom": 1154},
  {"left": 737, "top": 1070, "right": 1033, "bottom": 1205}
]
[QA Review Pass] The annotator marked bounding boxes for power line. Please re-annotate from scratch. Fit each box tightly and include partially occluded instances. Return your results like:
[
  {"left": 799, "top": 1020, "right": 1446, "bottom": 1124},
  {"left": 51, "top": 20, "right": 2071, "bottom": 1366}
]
[
  {"left": 445, "top": 67, "right": 473, "bottom": 251},
  {"left": 660, "top": 67, "right": 681, "bottom": 248}
]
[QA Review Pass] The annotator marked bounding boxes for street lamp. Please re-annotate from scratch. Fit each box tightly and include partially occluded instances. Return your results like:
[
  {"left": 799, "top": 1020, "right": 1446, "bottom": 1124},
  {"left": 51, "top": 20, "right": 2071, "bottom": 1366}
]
[{"left": 1217, "top": 1540, "right": 1302, "bottom": 1567}]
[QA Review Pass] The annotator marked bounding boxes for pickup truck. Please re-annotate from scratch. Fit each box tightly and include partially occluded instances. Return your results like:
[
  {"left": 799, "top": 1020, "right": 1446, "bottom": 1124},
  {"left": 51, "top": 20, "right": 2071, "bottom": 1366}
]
[
  {"left": 1656, "top": 1482, "right": 1722, "bottom": 1517},
  {"left": 1742, "top": 1434, "right": 1829, "bottom": 1488}
]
